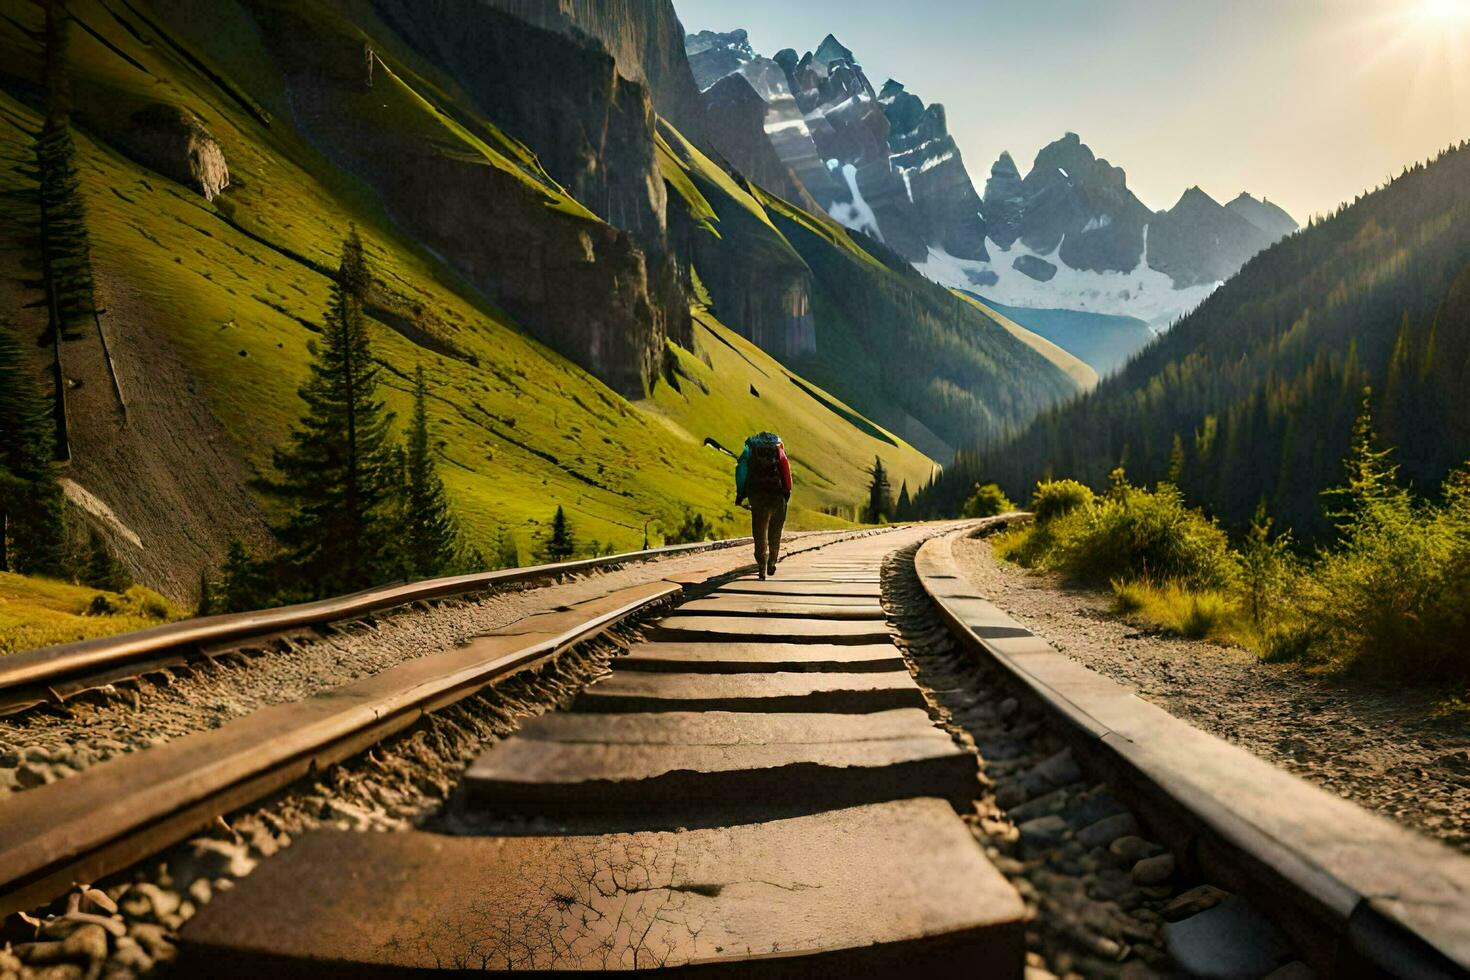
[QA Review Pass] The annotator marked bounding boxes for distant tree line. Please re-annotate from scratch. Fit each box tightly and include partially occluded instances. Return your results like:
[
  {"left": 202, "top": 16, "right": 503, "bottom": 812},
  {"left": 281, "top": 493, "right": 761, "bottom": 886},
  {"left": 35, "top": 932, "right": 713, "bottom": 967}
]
[{"left": 918, "top": 139, "right": 1470, "bottom": 543}]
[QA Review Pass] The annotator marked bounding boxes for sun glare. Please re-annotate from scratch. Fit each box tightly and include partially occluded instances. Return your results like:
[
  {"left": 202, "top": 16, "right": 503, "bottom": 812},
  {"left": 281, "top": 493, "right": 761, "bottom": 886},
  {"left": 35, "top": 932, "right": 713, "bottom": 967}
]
[{"left": 1416, "top": 0, "right": 1470, "bottom": 24}]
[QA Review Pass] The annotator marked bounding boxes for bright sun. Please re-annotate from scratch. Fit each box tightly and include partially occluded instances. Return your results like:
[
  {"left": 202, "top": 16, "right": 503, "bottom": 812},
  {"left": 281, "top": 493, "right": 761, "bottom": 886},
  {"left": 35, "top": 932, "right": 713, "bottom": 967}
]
[{"left": 1416, "top": 0, "right": 1470, "bottom": 24}]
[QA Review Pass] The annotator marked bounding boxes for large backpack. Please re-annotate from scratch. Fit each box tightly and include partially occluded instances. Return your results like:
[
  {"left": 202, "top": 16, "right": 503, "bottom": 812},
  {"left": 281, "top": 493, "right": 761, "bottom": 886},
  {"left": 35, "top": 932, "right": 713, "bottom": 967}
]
[{"left": 746, "top": 433, "right": 784, "bottom": 495}]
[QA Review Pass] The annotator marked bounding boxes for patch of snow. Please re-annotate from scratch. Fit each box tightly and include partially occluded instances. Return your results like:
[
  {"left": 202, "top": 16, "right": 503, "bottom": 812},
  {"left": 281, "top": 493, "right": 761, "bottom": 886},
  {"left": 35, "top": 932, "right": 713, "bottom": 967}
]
[
  {"left": 913, "top": 234, "right": 1220, "bottom": 328},
  {"left": 917, "top": 150, "right": 954, "bottom": 173},
  {"left": 825, "top": 158, "right": 840, "bottom": 171},
  {"left": 901, "top": 168, "right": 914, "bottom": 202},
  {"left": 1082, "top": 214, "right": 1113, "bottom": 232},
  {"left": 828, "top": 163, "right": 884, "bottom": 241},
  {"left": 1058, "top": 167, "right": 1069, "bottom": 178},
  {"left": 59, "top": 478, "right": 144, "bottom": 549}
]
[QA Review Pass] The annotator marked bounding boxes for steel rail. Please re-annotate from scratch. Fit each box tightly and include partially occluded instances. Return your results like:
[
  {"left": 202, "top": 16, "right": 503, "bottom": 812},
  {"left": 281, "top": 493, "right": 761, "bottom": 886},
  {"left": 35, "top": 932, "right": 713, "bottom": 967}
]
[
  {"left": 916, "top": 521, "right": 1470, "bottom": 977},
  {"left": 0, "top": 529, "right": 886, "bottom": 916},
  {"left": 0, "top": 535, "right": 768, "bottom": 716}
]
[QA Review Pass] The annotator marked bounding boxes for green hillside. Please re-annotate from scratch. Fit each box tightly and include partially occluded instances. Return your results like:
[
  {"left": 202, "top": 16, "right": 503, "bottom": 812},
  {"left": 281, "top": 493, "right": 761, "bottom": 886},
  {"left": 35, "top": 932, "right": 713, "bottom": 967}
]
[
  {"left": 926, "top": 141, "right": 1470, "bottom": 539},
  {"left": 969, "top": 296, "right": 1155, "bottom": 379},
  {"left": 0, "top": 0, "right": 934, "bottom": 601},
  {"left": 952, "top": 292, "right": 1097, "bottom": 391}
]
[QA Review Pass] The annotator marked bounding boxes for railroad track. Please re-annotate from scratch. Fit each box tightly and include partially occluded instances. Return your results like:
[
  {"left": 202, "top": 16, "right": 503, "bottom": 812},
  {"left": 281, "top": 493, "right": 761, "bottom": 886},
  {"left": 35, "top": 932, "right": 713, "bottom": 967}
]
[
  {"left": 0, "top": 522, "right": 1465, "bottom": 978},
  {"left": 0, "top": 535, "right": 779, "bottom": 719}
]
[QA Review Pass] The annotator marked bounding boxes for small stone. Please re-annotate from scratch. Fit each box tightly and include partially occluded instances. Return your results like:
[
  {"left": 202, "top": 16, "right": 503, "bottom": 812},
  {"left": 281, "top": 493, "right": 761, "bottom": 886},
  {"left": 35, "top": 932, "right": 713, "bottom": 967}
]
[
  {"left": 1162, "top": 884, "right": 1230, "bottom": 922},
  {"left": 1030, "top": 749, "right": 1083, "bottom": 788},
  {"left": 1066, "top": 790, "right": 1126, "bottom": 829},
  {"left": 1108, "top": 835, "right": 1161, "bottom": 863},
  {"left": 187, "top": 878, "right": 213, "bottom": 906},
  {"left": 183, "top": 837, "right": 256, "bottom": 878},
  {"left": 120, "top": 883, "right": 179, "bottom": 921},
  {"left": 1009, "top": 787, "right": 1070, "bottom": 823},
  {"left": 1018, "top": 815, "right": 1070, "bottom": 846},
  {"left": 995, "top": 781, "right": 1029, "bottom": 809},
  {"left": 127, "top": 922, "right": 176, "bottom": 964},
  {"left": 1087, "top": 868, "right": 1132, "bottom": 901},
  {"left": 1132, "top": 853, "right": 1176, "bottom": 885},
  {"left": 1262, "top": 962, "right": 1315, "bottom": 979},
  {"left": 998, "top": 697, "right": 1019, "bottom": 718},
  {"left": 109, "top": 936, "right": 153, "bottom": 973},
  {"left": 15, "top": 764, "right": 48, "bottom": 789},
  {"left": 1076, "top": 812, "right": 1139, "bottom": 849}
]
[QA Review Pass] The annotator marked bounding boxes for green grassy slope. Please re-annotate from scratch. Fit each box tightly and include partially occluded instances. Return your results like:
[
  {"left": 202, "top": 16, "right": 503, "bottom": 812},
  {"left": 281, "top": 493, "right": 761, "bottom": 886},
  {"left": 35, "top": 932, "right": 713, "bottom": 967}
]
[
  {"left": 952, "top": 292, "right": 1098, "bottom": 391},
  {"left": 0, "top": 0, "right": 932, "bottom": 592},
  {"left": 648, "top": 307, "right": 934, "bottom": 522},
  {"left": 967, "top": 295, "right": 1155, "bottom": 379},
  {"left": 0, "top": 0, "right": 940, "bottom": 599},
  {"left": 0, "top": 572, "right": 180, "bottom": 655}
]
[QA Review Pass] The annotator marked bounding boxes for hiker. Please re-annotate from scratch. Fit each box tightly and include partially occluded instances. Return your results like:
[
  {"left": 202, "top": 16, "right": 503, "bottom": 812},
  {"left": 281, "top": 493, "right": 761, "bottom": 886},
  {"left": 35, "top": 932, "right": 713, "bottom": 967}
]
[{"left": 734, "top": 432, "right": 792, "bottom": 579}]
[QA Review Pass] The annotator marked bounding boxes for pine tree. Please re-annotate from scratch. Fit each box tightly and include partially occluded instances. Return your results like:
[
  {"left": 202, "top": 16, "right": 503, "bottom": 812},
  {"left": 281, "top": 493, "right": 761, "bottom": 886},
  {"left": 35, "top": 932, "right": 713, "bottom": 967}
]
[
  {"left": 895, "top": 481, "right": 912, "bottom": 519},
  {"left": 491, "top": 527, "right": 519, "bottom": 569},
  {"left": 541, "top": 506, "right": 576, "bottom": 563},
  {"left": 397, "top": 366, "right": 458, "bottom": 579},
  {"left": 82, "top": 528, "right": 130, "bottom": 592},
  {"left": 216, "top": 539, "right": 270, "bottom": 613},
  {"left": 261, "top": 229, "right": 397, "bottom": 597},
  {"left": 36, "top": 1, "right": 94, "bottom": 336},
  {"left": 0, "top": 320, "right": 65, "bottom": 575},
  {"left": 1326, "top": 387, "right": 1400, "bottom": 523},
  {"left": 866, "top": 456, "right": 892, "bottom": 523},
  {"left": 1166, "top": 433, "right": 1186, "bottom": 486}
]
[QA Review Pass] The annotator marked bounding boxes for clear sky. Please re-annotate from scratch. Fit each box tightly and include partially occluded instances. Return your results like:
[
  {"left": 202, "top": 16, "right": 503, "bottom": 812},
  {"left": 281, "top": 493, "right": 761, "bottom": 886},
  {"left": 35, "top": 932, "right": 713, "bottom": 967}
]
[{"left": 672, "top": 0, "right": 1470, "bottom": 221}]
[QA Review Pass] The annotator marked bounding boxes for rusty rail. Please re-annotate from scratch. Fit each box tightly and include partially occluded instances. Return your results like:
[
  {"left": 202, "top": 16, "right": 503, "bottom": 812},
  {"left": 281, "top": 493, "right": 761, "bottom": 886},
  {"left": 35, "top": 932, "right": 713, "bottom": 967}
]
[{"left": 0, "top": 536, "right": 762, "bottom": 716}]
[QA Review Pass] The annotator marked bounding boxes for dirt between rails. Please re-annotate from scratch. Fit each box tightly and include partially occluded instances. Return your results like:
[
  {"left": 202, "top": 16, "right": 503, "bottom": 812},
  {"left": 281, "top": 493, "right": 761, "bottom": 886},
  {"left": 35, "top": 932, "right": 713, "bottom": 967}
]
[
  {"left": 953, "top": 536, "right": 1470, "bottom": 854},
  {"left": 0, "top": 531, "right": 854, "bottom": 797}
]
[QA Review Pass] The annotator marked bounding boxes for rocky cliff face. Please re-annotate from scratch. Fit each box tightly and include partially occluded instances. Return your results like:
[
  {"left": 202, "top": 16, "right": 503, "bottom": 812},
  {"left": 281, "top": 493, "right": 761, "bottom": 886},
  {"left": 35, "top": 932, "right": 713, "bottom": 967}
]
[
  {"left": 474, "top": 0, "right": 707, "bottom": 141},
  {"left": 698, "top": 72, "right": 815, "bottom": 210},
  {"left": 881, "top": 81, "right": 987, "bottom": 261},
  {"left": 685, "top": 31, "right": 981, "bottom": 264},
  {"left": 260, "top": 2, "right": 672, "bottom": 396},
  {"left": 660, "top": 124, "right": 816, "bottom": 360},
  {"left": 376, "top": 1, "right": 667, "bottom": 254}
]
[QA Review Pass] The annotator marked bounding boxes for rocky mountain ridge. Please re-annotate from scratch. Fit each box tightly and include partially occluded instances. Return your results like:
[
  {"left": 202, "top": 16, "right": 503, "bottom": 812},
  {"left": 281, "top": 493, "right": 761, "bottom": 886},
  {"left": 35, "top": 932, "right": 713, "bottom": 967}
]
[{"left": 684, "top": 29, "right": 1299, "bottom": 328}]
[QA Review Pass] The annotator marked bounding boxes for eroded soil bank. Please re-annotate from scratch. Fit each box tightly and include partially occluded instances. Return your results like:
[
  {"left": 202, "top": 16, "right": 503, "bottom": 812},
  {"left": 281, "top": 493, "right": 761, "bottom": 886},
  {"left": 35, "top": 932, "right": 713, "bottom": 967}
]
[{"left": 953, "top": 536, "right": 1469, "bottom": 853}]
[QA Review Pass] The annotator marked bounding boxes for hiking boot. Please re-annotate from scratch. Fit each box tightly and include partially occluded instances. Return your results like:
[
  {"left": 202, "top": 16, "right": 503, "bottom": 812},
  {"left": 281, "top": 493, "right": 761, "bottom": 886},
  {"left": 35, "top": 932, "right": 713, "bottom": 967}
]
[
  {"left": 766, "top": 560, "right": 778, "bottom": 577},
  {"left": 758, "top": 566, "right": 767, "bottom": 581}
]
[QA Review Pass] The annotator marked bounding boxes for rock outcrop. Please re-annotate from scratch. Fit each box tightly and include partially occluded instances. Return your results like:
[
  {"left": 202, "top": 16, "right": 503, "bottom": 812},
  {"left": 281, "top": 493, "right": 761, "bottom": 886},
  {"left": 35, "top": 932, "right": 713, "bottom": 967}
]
[
  {"left": 661, "top": 124, "right": 816, "bottom": 360},
  {"left": 679, "top": 23, "right": 1298, "bottom": 326},
  {"left": 698, "top": 72, "right": 815, "bottom": 210},
  {"left": 257, "top": 2, "right": 674, "bottom": 396},
  {"left": 476, "top": 0, "right": 707, "bottom": 141},
  {"left": 882, "top": 82, "right": 987, "bottom": 261},
  {"left": 116, "top": 103, "right": 230, "bottom": 200},
  {"left": 982, "top": 152, "right": 1025, "bottom": 247}
]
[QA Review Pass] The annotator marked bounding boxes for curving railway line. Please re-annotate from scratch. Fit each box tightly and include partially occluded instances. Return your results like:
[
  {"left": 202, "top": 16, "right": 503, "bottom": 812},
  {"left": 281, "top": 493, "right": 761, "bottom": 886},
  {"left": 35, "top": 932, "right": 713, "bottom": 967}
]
[{"left": 0, "top": 522, "right": 1465, "bottom": 978}]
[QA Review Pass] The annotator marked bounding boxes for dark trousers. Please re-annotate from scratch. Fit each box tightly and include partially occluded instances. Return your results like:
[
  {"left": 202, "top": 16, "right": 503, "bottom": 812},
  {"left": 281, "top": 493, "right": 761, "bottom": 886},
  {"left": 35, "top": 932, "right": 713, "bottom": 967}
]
[{"left": 750, "top": 493, "right": 787, "bottom": 569}]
